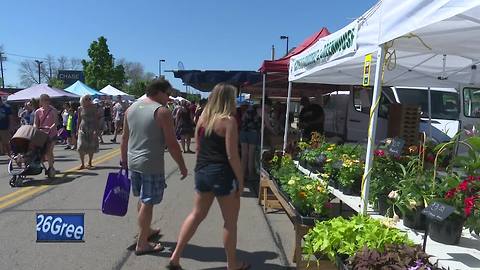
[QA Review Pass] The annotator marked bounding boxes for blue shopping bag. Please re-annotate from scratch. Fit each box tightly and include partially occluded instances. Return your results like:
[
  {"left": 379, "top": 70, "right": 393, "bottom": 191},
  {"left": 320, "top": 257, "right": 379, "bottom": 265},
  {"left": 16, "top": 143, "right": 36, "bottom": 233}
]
[{"left": 102, "top": 168, "right": 130, "bottom": 216}]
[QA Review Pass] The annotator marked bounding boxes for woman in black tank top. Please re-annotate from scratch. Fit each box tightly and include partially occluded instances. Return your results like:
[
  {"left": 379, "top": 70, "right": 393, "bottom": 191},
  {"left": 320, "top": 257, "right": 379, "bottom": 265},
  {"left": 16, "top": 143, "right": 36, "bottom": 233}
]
[{"left": 169, "top": 83, "right": 250, "bottom": 270}]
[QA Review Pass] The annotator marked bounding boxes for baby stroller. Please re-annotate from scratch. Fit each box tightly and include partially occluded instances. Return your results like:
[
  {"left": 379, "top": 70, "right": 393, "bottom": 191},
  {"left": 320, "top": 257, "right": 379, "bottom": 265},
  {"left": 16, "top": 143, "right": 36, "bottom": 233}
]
[{"left": 8, "top": 125, "right": 50, "bottom": 187}]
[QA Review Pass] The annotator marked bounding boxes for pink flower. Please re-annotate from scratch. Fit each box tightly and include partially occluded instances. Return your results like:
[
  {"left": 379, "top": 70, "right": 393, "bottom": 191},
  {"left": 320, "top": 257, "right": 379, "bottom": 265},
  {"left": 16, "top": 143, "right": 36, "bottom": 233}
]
[
  {"left": 464, "top": 196, "right": 476, "bottom": 217},
  {"left": 467, "top": 176, "right": 476, "bottom": 182},
  {"left": 374, "top": 149, "right": 385, "bottom": 157},
  {"left": 458, "top": 180, "right": 470, "bottom": 192},
  {"left": 324, "top": 202, "right": 334, "bottom": 209},
  {"left": 445, "top": 188, "right": 457, "bottom": 199}
]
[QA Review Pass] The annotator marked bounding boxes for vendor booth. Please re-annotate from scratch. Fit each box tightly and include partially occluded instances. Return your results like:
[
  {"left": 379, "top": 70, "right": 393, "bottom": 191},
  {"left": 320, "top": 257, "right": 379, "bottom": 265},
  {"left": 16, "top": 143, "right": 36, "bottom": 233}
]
[
  {"left": 7, "top": 84, "right": 79, "bottom": 102},
  {"left": 272, "top": 0, "right": 480, "bottom": 269},
  {"left": 64, "top": 81, "right": 104, "bottom": 96}
]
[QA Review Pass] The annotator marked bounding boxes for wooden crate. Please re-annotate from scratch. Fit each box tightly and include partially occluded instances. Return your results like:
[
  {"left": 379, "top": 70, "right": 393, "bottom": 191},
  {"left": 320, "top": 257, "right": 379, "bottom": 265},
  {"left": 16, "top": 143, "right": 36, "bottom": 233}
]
[{"left": 388, "top": 104, "right": 420, "bottom": 151}]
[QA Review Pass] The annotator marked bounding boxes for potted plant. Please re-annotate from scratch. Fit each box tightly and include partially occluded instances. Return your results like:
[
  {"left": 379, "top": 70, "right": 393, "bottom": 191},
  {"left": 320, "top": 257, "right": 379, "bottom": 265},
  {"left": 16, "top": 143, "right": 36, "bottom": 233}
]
[
  {"left": 303, "top": 215, "right": 413, "bottom": 267},
  {"left": 348, "top": 244, "right": 445, "bottom": 270},
  {"left": 429, "top": 175, "right": 480, "bottom": 244},
  {"left": 269, "top": 155, "right": 333, "bottom": 224},
  {"left": 370, "top": 148, "right": 403, "bottom": 215}
]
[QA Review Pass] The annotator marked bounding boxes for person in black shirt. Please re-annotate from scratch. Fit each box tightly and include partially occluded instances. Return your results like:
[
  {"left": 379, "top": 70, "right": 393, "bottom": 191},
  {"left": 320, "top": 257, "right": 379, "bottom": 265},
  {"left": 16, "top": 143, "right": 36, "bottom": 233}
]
[
  {"left": 239, "top": 104, "right": 261, "bottom": 181},
  {"left": 299, "top": 97, "right": 324, "bottom": 139}
]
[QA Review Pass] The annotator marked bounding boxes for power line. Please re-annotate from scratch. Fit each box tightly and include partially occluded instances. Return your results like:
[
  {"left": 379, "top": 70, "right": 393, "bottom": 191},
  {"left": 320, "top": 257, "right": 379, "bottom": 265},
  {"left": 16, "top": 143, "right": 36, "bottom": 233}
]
[{"left": 4, "top": 52, "right": 48, "bottom": 60}]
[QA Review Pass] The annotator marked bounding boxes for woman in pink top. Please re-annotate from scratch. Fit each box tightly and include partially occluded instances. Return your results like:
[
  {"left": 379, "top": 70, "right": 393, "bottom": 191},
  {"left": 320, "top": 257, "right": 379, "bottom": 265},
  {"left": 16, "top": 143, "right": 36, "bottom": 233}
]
[{"left": 34, "top": 94, "right": 58, "bottom": 178}]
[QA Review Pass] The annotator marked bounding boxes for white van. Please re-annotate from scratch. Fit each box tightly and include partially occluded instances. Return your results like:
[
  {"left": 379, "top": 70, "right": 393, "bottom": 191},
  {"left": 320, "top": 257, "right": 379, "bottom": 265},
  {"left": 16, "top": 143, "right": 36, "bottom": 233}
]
[{"left": 323, "top": 86, "right": 479, "bottom": 143}]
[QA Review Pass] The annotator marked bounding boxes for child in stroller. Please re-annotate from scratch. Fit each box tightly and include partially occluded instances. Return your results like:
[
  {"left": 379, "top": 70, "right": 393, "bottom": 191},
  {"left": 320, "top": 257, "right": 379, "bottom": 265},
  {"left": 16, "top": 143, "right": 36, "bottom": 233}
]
[{"left": 8, "top": 125, "right": 51, "bottom": 187}]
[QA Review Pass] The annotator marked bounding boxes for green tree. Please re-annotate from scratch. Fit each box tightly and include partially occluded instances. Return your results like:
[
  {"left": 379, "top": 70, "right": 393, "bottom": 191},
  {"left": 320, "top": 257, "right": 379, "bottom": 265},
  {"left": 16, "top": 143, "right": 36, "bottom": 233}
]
[
  {"left": 125, "top": 79, "right": 152, "bottom": 98},
  {"left": 82, "top": 36, "right": 125, "bottom": 90},
  {"left": 48, "top": 78, "right": 65, "bottom": 89}
]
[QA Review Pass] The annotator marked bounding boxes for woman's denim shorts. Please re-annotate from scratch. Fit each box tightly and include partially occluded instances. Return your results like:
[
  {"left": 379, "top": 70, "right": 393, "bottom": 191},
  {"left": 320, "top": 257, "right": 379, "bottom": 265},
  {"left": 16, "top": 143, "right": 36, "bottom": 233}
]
[{"left": 195, "top": 163, "right": 238, "bottom": 196}]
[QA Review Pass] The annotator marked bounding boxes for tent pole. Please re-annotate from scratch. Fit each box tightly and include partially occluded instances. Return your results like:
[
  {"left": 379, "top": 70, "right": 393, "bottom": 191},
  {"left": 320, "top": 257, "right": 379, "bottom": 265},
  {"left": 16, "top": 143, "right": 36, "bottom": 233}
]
[
  {"left": 283, "top": 82, "right": 292, "bottom": 153},
  {"left": 428, "top": 87, "right": 432, "bottom": 138},
  {"left": 260, "top": 73, "right": 267, "bottom": 163},
  {"left": 360, "top": 45, "right": 386, "bottom": 214}
]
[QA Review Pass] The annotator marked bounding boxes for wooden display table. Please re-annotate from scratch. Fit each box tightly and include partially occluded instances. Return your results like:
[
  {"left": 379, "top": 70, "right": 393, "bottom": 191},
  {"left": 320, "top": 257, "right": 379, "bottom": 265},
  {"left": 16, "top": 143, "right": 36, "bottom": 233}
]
[{"left": 258, "top": 168, "right": 332, "bottom": 269}]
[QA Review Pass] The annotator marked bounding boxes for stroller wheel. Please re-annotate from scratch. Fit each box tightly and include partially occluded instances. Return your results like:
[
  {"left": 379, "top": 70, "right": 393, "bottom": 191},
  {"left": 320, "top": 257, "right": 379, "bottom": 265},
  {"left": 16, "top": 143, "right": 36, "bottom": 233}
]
[{"left": 9, "top": 176, "right": 22, "bottom": 187}]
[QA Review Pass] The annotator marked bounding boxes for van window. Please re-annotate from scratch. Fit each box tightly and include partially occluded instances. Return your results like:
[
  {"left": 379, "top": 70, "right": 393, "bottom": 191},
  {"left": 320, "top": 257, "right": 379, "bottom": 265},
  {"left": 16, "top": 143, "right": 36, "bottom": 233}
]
[
  {"left": 395, "top": 88, "right": 459, "bottom": 120},
  {"left": 463, "top": 87, "right": 480, "bottom": 118},
  {"left": 353, "top": 87, "right": 390, "bottom": 118}
]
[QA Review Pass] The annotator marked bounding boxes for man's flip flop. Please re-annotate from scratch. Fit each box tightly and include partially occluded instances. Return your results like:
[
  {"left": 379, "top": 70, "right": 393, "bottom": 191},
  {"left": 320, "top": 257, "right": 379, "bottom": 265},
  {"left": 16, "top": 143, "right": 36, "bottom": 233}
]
[
  {"left": 134, "top": 243, "right": 164, "bottom": 256},
  {"left": 133, "top": 228, "right": 161, "bottom": 241},
  {"left": 236, "top": 262, "right": 251, "bottom": 270}
]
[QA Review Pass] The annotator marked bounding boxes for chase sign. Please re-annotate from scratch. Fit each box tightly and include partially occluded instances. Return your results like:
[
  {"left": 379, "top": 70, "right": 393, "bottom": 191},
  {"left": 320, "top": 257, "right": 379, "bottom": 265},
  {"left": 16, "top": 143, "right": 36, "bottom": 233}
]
[{"left": 58, "top": 70, "right": 84, "bottom": 86}]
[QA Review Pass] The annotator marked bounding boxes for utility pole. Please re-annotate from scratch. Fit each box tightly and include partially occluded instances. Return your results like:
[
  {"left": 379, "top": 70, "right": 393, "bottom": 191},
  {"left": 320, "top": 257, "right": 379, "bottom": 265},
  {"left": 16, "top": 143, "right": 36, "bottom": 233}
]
[
  {"left": 271, "top": 45, "right": 275, "bottom": 60},
  {"left": 0, "top": 51, "right": 5, "bottom": 89},
  {"left": 34, "top": 60, "right": 43, "bottom": 84}
]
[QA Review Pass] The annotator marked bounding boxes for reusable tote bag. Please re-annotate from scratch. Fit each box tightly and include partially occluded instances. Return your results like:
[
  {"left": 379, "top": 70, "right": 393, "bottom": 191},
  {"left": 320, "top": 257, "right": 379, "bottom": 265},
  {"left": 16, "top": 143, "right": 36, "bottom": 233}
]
[{"left": 102, "top": 168, "right": 131, "bottom": 216}]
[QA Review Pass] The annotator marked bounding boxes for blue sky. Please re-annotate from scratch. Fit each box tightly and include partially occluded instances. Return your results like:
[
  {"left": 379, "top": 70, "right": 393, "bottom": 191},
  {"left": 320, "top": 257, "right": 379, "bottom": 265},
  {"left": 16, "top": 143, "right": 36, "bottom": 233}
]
[{"left": 0, "top": 0, "right": 377, "bottom": 93}]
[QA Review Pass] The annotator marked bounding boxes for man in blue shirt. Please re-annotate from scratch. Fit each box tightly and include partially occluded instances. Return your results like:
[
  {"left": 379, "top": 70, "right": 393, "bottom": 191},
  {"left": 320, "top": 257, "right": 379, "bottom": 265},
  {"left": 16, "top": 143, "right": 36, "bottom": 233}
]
[{"left": 0, "top": 98, "right": 13, "bottom": 156}]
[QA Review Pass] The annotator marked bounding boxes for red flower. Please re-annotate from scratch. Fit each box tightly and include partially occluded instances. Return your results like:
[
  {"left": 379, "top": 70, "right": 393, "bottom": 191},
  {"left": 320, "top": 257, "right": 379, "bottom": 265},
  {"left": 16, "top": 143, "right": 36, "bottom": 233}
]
[
  {"left": 445, "top": 188, "right": 457, "bottom": 199},
  {"left": 426, "top": 155, "right": 435, "bottom": 163},
  {"left": 374, "top": 150, "right": 385, "bottom": 157},
  {"left": 467, "top": 176, "right": 476, "bottom": 182},
  {"left": 464, "top": 196, "right": 476, "bottom": 217},
  {"left": 458, "top": 180, "right": 470, "bottom": 192}
]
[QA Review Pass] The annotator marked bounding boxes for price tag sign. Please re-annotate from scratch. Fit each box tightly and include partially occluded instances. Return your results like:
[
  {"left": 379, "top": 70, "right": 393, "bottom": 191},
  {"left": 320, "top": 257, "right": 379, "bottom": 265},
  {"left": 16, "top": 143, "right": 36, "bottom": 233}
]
[
  {"left": 387, "top": 137, "right": 405, "bottom": 157},
  {"left": 362, "top": 54, "right": 372, "bottom": 86},
  {"left": 421, "top": 201, "right": 456, "bottom": 222}
]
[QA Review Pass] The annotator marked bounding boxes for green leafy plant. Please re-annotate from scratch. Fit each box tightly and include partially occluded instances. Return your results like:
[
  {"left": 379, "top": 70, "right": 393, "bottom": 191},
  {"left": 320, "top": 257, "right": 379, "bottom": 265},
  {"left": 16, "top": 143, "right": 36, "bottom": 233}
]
[
  {"left": 269, "top": 155, "right": 331, "bottom": 217},
  {"left": 303, "top": 215, "right": 413, "bottom": 262},
  {"left": 349, "top": 244, "right": 445, "bottom": 270},
  {"left": 369, "top": 150, "right": 403, "bottom": 206}
]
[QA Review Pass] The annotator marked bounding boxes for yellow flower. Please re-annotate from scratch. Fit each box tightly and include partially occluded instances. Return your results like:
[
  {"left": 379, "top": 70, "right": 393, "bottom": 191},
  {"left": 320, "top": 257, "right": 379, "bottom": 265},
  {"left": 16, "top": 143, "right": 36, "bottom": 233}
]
[
  {"left": 306, "top": 184, "right": 313, "bottom": 190},
  {"left": 320, "top": 173, "right": 330, "bottom": 179},
  {"left": 408, "top": 200, "right": 417, "bottom": 208},
  {"left": 326, "top": 158, "right": 332, "bottom": 163},
  {"left": 317, "top": 185, "right": 325, "bottom": 193},
  {"left": 288, "top": 179, "right": 295, "bottom": 185}
]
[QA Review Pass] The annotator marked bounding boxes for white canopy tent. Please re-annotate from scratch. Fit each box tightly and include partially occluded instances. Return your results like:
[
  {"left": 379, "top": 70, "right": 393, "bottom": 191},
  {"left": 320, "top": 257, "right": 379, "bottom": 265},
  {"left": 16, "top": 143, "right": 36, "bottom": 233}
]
[
  {"left": 285, "top": 0, "right": 480, "bottom": 214},
  {"left": 100, "top": 85, "right": 135, "bottom": 100},
  {"left": 139, "top": 94, "right": 189, "bottom": 103}
]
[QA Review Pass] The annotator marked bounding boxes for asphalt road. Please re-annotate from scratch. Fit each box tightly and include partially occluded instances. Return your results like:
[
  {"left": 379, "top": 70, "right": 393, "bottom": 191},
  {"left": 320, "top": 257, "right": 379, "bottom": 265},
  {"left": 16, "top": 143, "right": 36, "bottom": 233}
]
[{"left": 0, "top": 135, "right": 291, "bottom": 270}]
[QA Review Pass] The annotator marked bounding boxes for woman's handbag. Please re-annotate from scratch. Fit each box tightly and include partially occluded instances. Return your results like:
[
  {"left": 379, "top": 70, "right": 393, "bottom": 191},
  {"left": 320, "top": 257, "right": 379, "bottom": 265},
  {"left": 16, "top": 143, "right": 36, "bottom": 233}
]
[{"left": 101, "top": 168, "right": 130, "bottom": 216}]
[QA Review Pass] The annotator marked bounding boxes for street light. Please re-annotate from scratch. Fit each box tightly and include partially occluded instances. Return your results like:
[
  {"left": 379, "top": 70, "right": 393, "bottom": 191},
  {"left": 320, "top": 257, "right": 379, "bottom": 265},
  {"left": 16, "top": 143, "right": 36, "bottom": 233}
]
[
  {"left": 34, "top": 60, "right": 43, "bottom": 84},
  {"left": 159, "top": 59, "right": 166, "bottom": 78},
  {"left": 280, "top": 35, "right": 289, "bottom": 55}
]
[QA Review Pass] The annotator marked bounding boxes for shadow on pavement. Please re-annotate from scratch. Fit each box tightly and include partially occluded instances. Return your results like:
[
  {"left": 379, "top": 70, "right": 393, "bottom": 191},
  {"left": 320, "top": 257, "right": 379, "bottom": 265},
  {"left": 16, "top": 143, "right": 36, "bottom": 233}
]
[
  {"left": 20, "top": 171, "right": 98, "bottom": 187},
  {"left": 141, "top": 241, "right": 284, "bottom": 269}
]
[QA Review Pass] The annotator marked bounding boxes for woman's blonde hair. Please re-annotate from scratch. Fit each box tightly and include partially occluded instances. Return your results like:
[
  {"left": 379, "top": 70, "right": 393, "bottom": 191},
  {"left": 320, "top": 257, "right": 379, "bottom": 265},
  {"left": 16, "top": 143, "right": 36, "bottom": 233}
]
[
  {"left": 201, "top": 83, "right": 237, "bottom": 136},
  {"left": 80, "top": 94, "right": 92, "bottom": 107}
]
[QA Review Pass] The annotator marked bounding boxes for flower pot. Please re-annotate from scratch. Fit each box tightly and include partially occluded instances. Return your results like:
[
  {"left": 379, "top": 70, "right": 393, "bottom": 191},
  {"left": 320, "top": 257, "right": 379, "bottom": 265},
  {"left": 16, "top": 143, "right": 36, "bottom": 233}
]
[
  {"left": 402, "top": 207, "right": 426, "bottom": 230},
  {"left": 341, "top": 183, "right": 361, "bottom": 196},
  {"left": 376, "top": 194, "right": 390, "bottom": 216},
  {"left": 428, "top": 216, "right": 464, "bottom": 245}
]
